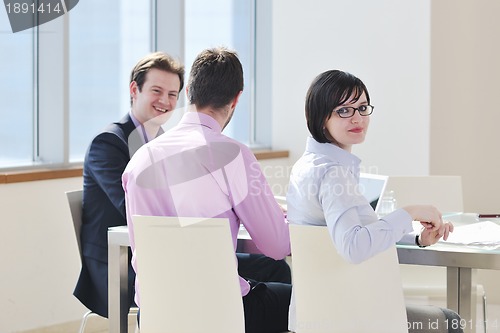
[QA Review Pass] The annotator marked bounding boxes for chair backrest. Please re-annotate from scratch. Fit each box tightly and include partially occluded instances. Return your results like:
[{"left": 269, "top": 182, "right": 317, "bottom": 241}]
[
  {"left": 66, "top": 189, "right": 84, "bottom": 260},
  {"left": 384, "top": 175, "right": 463, "bottom": 213},
  {"left": 289, "top": 224, "right": 408, "bottom": 333},
  {"left": 132, "top": 215, "right": 245, "bottom": 333},
  {"left": 383, "top": 176, "right": 463, "bottom": 304}
]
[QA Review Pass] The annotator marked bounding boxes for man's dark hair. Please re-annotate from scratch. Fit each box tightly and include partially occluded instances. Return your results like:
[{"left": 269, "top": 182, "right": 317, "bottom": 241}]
[{"left": 187, "top": 47, "right": 244, "bottom": 109}]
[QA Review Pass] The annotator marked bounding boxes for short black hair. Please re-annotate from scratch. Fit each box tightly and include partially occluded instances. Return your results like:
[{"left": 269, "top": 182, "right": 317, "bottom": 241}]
[
  {"left": 305, "top": 70, "right": 370, "bottom": 143},
  {"left": 187, "top": 47, "right": 244, "bottom": 109}
]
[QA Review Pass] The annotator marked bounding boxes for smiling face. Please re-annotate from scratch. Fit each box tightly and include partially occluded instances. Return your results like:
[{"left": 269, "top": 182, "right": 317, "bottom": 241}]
[
  {"left": 324, "top": 91, "right": 370, "bottom": 152},
  {"left": 130, "top": 68, "right": 181, "bottom": 127}
]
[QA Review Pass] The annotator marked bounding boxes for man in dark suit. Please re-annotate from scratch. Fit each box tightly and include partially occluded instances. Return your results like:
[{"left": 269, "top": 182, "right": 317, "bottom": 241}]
[
  {"left": 74, "top": 52, "right": 185, "bottom": 317},
  {"left": 74, "top": 51, "right": 291, "bottom": 318}
]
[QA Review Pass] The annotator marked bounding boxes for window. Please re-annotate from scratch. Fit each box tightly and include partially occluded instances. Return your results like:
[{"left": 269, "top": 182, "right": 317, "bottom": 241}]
[
  {"left": 0, "top": 8, "right": 34, "bottom": 168},
  {"left": 184, "top": 0, "right": 254, "bottom": 145},
  {"left": 0, "top": 0, "right": 268, "bottom": 170},
  {"left": 68, "top": 0, "right": 151, "bottom": 161}
]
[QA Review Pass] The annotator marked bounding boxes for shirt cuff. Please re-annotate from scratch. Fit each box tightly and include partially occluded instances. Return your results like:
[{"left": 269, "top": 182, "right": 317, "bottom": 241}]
[
  {"left": 380, "top": 208, "right": 414, "bottom": 241},
  {"left": 399, "top": 231, "right": 417, "bottom": 245}
]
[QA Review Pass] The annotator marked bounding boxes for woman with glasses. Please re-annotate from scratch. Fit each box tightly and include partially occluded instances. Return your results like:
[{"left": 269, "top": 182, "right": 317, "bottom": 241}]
[{"left": 286, "top": 69, "right": 461, "bottom": 332}]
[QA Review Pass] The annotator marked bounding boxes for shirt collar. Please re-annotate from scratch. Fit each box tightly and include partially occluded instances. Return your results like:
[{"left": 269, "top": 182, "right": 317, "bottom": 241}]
[
  {"left": 129, "top": 111, "right": 164, "bottom": 143},
  {"left": 129, "top": 111, "right": 141, "bottom": 129},
  {"left": 305, "top": 136, "right": 361, "bottom": 179},
  {"left": 180, "top": 111, "right": 222, "bottom": 133}
]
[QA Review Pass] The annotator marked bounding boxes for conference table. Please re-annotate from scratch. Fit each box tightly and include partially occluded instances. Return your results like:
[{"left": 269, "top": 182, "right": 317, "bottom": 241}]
[
  {"left": 108, "top": 214, "right": 500, "bottom": 333},
  {"left": 397, "top": 213, "right": 500, "bottom": 333}
]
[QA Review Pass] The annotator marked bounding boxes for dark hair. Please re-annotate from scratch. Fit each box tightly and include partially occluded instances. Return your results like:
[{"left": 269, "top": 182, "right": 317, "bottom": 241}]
[
  {"left": 305, "top": 70, "right": 370, "bottom": 143},
  {"left": 130, "top": 52, "right": 185, "bottom": 105},
  {"left": 187, "top": 47, "right": 244, "bottom": 109}
]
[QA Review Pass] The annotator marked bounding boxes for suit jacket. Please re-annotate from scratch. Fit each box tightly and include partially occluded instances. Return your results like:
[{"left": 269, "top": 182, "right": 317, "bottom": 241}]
[{"left": 74, "top": 114, "right": 157, "bottom": 317}]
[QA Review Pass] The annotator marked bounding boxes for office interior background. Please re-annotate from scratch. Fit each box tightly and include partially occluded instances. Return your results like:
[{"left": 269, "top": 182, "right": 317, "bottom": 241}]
[{"left": 1, "top": 0, "right": 500, "bottom": 332}]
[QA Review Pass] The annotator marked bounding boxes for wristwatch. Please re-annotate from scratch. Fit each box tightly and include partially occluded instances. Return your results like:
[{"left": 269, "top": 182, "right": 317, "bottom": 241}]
[{"left": 415, "top": 234, "right": 427, "bottom": 248}]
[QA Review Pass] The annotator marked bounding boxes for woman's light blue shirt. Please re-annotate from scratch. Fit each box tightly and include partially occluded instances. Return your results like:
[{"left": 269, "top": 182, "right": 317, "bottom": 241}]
[{"left": 287, "top": 136, "right": 415, "bottom": 264}]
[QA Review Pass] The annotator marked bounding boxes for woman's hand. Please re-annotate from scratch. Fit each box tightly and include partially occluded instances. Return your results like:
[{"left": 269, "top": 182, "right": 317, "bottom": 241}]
[
  {"left": 419, "top": 221, "right": 454, "bottom": 246},
  {"left": 402, "top": 205, "right": 444, "bottom": 233}
]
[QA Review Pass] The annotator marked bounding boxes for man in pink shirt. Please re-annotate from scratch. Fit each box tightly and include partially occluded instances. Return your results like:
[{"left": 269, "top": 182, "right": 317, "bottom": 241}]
[{"left": 123, "top": 47, "right": 291, "bottom": 333}]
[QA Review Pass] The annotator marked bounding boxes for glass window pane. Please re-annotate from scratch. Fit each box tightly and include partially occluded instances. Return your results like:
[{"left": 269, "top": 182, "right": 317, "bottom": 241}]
[
  {"left": 0, "top": 9, "right": 34, "bottom": 168},
  {"left": 185, "top": 0, "right": 253, "bottom": 145},
  {"left": 68, "top": 0, "right": 151, "bottom": 162}
]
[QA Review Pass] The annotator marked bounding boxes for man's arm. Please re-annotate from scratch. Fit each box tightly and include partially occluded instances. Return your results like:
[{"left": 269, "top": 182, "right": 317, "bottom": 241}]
[
  {"left": 231, "top": 150, "right": 290, "bottom": 260},
  {"left": 85, "top": 132, "right": 131, "bottom": 218}
]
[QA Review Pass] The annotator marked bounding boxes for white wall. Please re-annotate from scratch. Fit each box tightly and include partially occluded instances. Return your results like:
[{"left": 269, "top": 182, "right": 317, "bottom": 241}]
[
  {"left": 430, "top": 0, "right": 500, "bottom": 213},
  {"left": 0, "top": 177, "right": 85, "bottom": 333},
  {"left": 271, "top": 0, "right": 431, "bottom": 177}
]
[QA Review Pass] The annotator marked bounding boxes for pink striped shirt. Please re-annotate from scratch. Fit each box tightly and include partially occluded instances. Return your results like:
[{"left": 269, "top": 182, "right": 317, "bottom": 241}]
[{"left": 123, "top": 111, "right": 290, "bottom": 306}]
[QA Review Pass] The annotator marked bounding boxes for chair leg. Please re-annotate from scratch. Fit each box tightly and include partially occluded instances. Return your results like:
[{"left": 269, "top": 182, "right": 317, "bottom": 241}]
[
  {"left": 475, "top": 284, "right": 487, "bottom": 333},
  {"left": 129, "top": 307, "right": 140, "bottom": 333},
  {"left": 79, "top": 311, "right": 94, "bottom": 333},
  {"left": 482, "top": 293, "right": 487, "bottom": 333}
]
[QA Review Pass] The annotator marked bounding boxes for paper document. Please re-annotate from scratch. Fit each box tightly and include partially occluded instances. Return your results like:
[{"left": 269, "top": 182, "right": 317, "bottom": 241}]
[{"left": 438, "top": 221, "right": 500, "bottom": 250}]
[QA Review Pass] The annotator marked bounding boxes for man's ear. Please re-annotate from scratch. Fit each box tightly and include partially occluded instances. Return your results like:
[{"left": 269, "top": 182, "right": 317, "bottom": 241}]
[
  {"left": 230, "top": 90, "right": 243, "bottom": 109},
  {"left": 130, "top": 81, "right": 138, "bottom": 101}
]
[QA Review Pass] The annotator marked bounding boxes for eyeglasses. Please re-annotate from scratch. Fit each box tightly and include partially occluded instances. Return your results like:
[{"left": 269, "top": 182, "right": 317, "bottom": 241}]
[{"left": 334, "top": 105, "right": 374, "bottom": 118}]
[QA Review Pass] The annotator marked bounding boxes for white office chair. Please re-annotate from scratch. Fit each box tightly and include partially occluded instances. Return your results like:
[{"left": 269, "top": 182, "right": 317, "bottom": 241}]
[
  {"left": 132, "top": 215, "right": 245, "bottom": 333},
  {"left": 385, "top": 175, "right": 464, "bottom": 213},
  {"left": 288, "top": 224, "right": 409, "bottom": 333},
  {"left": 66, "top": 190, "right": 138, "bottom": 333},
  {"left": 384, "top": 176, "right": 487, "bottom": 332}
]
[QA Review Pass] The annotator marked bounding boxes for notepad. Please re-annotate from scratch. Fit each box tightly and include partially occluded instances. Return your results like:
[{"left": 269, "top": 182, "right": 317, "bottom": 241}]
[{"left": 438, "top": 221, "right": 500, "bottom": 250}]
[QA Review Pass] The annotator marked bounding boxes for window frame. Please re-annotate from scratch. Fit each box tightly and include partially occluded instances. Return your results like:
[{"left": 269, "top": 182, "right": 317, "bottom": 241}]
[{"left": 0, "top": 0, "right": 272, "bottom": 172}]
